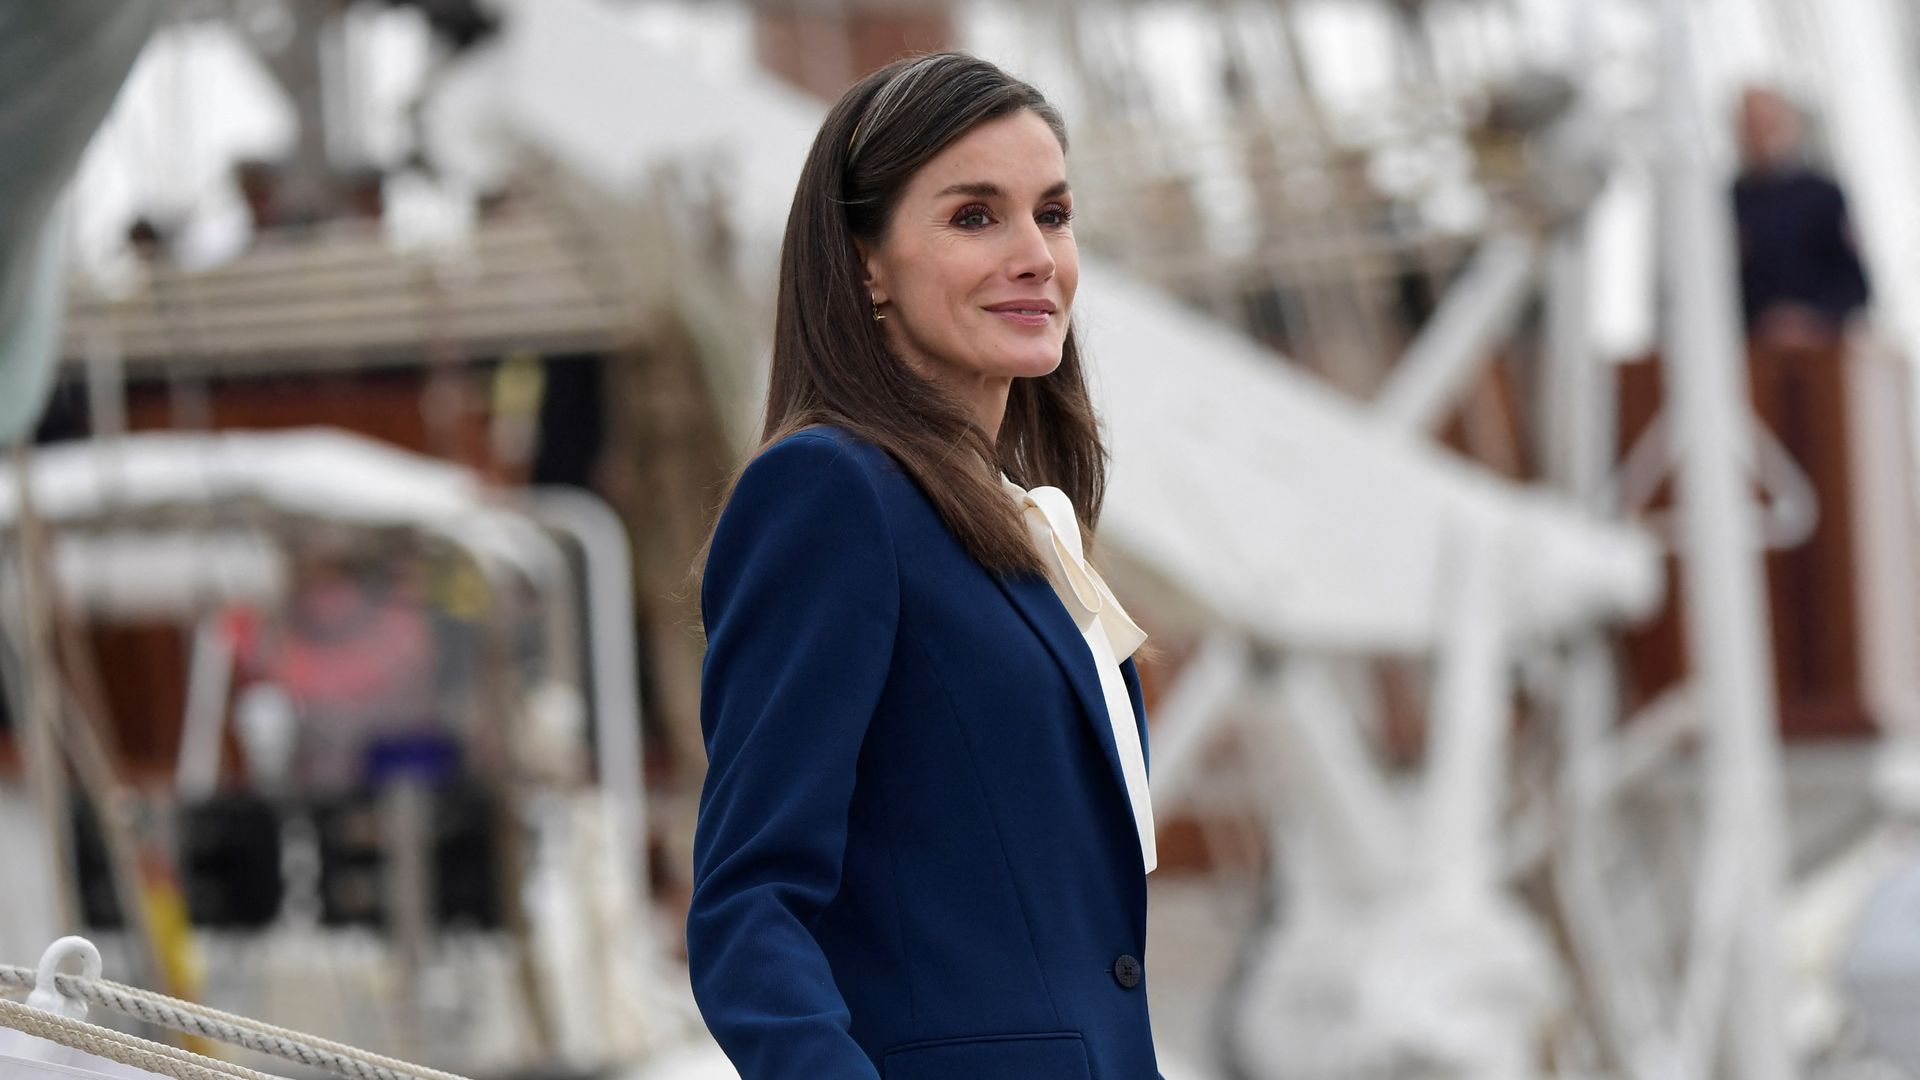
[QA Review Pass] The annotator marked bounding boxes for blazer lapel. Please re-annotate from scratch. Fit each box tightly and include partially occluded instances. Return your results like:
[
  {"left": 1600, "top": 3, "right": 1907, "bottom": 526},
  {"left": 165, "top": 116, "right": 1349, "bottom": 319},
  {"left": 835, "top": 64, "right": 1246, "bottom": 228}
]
[{"left": 992, "top": 569, "right": 1131, "bottom": 805}]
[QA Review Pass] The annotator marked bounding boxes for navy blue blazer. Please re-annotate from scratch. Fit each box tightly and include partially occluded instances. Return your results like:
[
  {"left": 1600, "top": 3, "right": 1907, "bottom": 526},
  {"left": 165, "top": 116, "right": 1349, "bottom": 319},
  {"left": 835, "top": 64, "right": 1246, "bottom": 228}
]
[{"left": 687, "top": 424, "right": 1162, "bottom": 1080}]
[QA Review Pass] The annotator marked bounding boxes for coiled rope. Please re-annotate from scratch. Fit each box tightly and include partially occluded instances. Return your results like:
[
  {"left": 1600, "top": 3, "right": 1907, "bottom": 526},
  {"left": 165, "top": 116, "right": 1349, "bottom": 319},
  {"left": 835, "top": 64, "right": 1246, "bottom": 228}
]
[{"left": 0, "top": 964, "right": 475, "bottom": 1080}]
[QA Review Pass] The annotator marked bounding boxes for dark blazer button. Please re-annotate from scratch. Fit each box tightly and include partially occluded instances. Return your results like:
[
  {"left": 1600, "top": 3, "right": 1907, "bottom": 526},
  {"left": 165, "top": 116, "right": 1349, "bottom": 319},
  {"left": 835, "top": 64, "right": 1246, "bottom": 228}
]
[{"left": 1112, "top": 954, "right": 1142, "bottom": 989}]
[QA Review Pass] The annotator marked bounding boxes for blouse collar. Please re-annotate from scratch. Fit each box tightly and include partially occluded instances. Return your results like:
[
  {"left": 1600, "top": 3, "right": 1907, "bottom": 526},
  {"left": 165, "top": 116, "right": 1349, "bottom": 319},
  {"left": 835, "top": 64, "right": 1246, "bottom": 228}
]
[{"left": 998, "top": 473, "right": 1148, "bottom": 661}]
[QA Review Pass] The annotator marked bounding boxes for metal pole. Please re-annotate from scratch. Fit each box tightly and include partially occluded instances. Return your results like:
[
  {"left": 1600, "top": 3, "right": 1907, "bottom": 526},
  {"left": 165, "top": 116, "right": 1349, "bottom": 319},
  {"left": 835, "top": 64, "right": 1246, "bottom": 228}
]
[
  {"left": 1539, "top": 103, "right": 1671, "bottom": 1078},
  {"left": 528, "top": 488, "right": 649, "bottom": 896},
  {"left": 1272, "top": 655, "right": 1406, "bottom": 899},
  {"left": 1375, "top": 229, "right": 1542, "bottom": 434},
  {"left": 8, "top": 443, "right": 78, "bottom": 934},
  {"left": 1420, "top": 521, "right": 1508, "bottom": 896},
  {"left": 1656, "top": 0, "right": 1793, "bottom": 1075}
]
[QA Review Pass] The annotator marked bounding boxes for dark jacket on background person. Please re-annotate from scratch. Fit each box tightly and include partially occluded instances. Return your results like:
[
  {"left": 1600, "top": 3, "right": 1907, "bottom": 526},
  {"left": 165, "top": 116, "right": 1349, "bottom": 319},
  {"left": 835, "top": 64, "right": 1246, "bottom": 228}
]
[{"left": 1733, "top": 166, "right": 1871, "bottom": 331}]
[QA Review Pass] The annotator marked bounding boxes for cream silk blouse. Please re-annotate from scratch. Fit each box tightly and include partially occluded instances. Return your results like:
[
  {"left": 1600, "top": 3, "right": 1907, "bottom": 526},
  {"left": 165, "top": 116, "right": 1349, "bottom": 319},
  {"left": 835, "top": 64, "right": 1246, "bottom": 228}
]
[{"left": 999, "top": 473, "right": 1157, "bottom": 875}]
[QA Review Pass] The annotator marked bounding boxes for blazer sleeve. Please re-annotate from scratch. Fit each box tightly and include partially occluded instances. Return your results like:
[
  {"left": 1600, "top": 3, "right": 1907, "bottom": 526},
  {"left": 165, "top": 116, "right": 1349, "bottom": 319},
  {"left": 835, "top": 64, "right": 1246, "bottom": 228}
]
[{"left": 686, "top": 433, "right": 898, "bottom": 1080}]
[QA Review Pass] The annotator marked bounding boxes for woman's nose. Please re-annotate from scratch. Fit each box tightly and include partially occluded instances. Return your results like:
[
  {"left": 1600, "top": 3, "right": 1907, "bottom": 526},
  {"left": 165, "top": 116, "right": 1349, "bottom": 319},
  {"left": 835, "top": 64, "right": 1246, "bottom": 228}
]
[{"left": 1007, "top": 219, "right": 1055, "bottom": 281}]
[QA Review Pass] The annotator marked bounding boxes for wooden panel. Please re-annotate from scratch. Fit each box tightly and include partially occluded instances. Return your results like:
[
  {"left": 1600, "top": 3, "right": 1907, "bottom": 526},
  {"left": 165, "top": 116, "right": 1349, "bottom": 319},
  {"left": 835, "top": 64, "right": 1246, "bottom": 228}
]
[
  {"left": 1754, "top": 343, "right": 1868, "bottom": 735},
  {"left": 87, "top": 623, "right": 190, "bottom": 780},
  {"left": 1615, "top": 343, "right": 1873, "bottom": 739},
  {"left": 123, "top": 367, "right": 492, "bottom": 469},
  {"left": 753, "top": 3, "right": 956, "bottom": 100}
]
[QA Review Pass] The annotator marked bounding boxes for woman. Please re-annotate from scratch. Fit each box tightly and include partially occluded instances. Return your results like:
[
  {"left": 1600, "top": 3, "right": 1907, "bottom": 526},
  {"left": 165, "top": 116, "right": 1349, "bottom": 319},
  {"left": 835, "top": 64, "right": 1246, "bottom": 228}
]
[{"left": 687, "top": 51, "right": 1164, "bottom": 1080}]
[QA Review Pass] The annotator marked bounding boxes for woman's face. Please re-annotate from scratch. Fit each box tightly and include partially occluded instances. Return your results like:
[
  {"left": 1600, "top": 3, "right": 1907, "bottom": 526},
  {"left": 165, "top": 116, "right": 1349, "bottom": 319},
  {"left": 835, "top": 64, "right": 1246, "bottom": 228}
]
[{"left": 859, "top": 109, "right": 1078, "bottom": 392}]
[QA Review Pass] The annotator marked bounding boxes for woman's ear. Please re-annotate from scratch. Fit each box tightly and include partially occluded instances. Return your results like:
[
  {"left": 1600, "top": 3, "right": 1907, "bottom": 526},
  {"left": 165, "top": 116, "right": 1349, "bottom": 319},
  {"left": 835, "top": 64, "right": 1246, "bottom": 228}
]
[{"left": 853, "top": 237, "right": 888, "bottom": 305}]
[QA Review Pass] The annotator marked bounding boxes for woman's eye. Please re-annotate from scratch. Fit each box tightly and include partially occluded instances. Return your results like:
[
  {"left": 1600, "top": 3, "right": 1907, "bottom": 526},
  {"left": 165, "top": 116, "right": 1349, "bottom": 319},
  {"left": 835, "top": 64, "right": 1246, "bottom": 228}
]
[
  {"left": 954, "top": 205, "right": 993, "bottom": 229},
  {"left": 1039, "top": 205, "right": 1074, "bottom": 227}
]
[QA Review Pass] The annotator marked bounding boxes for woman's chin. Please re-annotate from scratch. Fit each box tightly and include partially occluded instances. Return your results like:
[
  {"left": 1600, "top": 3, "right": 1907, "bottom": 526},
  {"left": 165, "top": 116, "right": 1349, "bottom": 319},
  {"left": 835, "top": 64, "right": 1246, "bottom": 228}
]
[{"left": 991, "top": 345, "right": 1066, "bottom": 379}]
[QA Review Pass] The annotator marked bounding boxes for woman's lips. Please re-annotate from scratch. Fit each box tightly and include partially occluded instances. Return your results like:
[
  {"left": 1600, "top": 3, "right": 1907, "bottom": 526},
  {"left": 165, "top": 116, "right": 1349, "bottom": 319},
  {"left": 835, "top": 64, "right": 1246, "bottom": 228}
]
[{"left": 988, "top": 308, "right": 1052, "bottom": 328}]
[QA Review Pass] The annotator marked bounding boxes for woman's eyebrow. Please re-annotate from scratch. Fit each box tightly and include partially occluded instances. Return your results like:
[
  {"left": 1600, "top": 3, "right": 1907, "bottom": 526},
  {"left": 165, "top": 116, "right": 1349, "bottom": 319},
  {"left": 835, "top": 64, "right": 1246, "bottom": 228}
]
[{"left": 934, "top": 180, "right": 1073, "bottom": 199}]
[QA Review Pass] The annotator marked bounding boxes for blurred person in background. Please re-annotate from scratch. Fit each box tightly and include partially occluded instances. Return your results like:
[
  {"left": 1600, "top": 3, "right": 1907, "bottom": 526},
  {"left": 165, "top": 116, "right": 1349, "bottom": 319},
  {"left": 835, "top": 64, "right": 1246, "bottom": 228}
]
[
  {"left": 686, "top": 51, "right": 1166, "bottom": 1080},
  {"left": 1730, "top": 85, "right": 1881, "bottom": 738},
  {"left": 1732, "top": 85, "right": 1872, "bottom": 352},
  {"left": 233, "top": 537, "right": 443, "bottom": 793}
]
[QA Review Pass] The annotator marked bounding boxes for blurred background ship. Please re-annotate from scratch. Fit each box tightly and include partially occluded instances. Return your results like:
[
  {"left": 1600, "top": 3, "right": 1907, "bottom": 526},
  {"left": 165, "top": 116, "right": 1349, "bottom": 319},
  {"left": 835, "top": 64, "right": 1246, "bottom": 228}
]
[{"left": 4, "top": 1, "right": 1920, "bottom": 1079}]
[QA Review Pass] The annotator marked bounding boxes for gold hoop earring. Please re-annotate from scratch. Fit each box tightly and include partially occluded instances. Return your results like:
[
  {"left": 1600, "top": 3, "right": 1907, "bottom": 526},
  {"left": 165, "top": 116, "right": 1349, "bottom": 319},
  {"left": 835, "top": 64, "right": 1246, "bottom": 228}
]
[{"left": 871, "top": 294, "right": 886, "bottom": 322}]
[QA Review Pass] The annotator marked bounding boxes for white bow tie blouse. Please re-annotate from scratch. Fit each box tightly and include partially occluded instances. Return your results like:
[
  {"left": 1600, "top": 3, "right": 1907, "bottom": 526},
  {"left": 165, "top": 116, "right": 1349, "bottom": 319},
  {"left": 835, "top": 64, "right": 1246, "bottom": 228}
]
[{"left": 999, "top": 473, "right": 1157, "bottom": 875}]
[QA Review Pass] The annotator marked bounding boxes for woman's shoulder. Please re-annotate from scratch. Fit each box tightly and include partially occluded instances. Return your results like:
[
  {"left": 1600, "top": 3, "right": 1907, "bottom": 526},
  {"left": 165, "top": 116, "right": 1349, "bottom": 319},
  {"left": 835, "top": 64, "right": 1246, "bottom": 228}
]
[
  {"left": 704, "top": 423, "right": 900, "bottom": 592},
  {"left": 728, "top": 424, "right": 894, "bottom": 520},
  {"left": 703, "top": 425, "right": 902, "bottom": 618},
  {"left": 778, "top": 421, "right": 873, "bottom": 453},
  {"left": 754, "top": 423, "right": 896, "bottom": 483}
]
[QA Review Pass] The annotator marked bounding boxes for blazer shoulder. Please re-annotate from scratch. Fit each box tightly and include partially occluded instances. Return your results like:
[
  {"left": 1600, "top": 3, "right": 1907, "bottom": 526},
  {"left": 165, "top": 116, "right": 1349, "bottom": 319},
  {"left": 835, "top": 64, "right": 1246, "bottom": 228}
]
[
  {"left": 783, "top": 421, "right": 887, "bottom": 457},
  {"left": 704, "top": 426, "right": 902, "bottom": 622},
  {"left": 762, "top": 423, "right": 902, "bottom": 489},
  {"left": 718, "top": 425, "right": 899, "bottom": 553},
  {"left": 748, "top": 425, "right": 882, "bottom": 490}
]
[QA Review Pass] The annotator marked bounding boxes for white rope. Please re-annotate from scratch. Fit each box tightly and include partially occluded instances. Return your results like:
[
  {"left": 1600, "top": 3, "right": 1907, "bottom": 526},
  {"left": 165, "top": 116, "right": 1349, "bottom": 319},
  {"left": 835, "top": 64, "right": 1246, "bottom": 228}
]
[
  {"left": 0, "top": 966, "right": 476, "bottom": 1080},
  {"left": 0, "top": 998, "right": 281, "bottom": 1080}
]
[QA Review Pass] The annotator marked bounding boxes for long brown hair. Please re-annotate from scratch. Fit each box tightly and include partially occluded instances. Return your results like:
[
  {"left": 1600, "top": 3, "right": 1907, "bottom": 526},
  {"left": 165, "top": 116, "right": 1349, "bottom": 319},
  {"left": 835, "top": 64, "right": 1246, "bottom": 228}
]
[{"left": 698, "top": 52, "right": 1112, "bottom": 588}]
